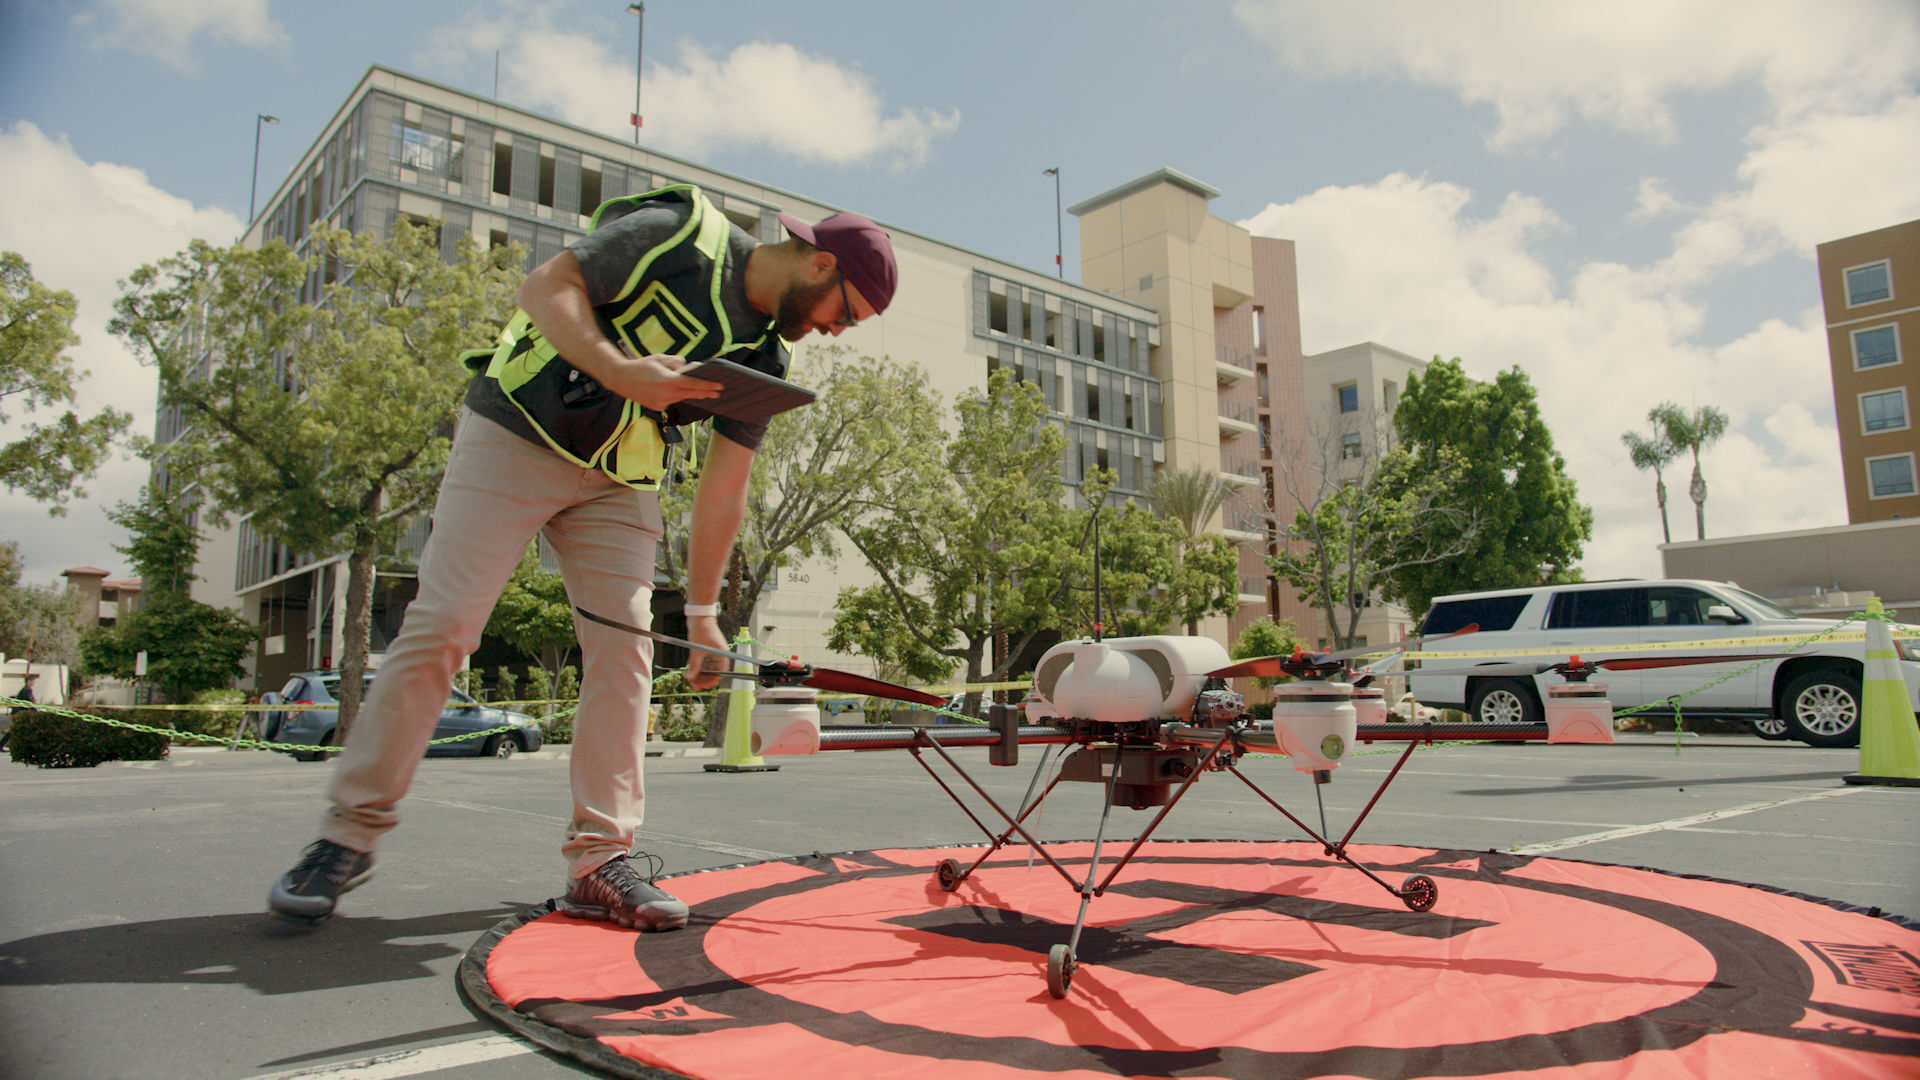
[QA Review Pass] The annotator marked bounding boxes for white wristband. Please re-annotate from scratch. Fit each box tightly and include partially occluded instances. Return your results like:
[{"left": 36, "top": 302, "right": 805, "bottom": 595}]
[{"left": 683, "top": 603, "right": 719, "bottom": 617}]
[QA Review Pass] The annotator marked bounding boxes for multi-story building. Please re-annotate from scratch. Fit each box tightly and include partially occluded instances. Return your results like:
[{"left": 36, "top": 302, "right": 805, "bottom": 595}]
[
  {"left": 58, "top": 567, "right": 142, "bottom": 629},
  {"left": 1658, "top": 218, "right": 1920, "bottom": 620},
  {"left": 1069, "top": 171, "right": 1315, "bottom": 643},
  {"left": 168, "top": 66, "right": 1317, "bottom": 688},
  {"left": 1818, "top": 218, "right": 1919, "bottom": 522},
  {"left": 1290, "top": 342, "right": 1429, "bottom": 648}
]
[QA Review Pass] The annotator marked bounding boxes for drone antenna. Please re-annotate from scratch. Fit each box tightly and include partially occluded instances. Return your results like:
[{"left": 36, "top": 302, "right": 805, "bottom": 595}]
[{"left": 1091, "top": 501, "right": 1104, "bottom": 642}]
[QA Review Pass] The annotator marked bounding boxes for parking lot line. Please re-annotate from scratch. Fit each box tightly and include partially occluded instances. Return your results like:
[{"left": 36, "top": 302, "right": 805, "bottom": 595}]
[
  {"left": 1511, "top": 786, "right": 1871, "bottom": 855},
  {"left": 247, "top": 1033, "right": 533, "bottom": 1080}
]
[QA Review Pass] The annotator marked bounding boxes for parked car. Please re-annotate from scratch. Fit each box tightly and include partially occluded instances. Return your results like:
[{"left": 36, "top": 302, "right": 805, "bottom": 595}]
[
  {"left": 1404, "top": 579, "right": 1920, "bottom": 748},
  {"left": 259, "top": 670, "right": 543, "bottom": 761},
  {"left": 1389, "top": 692, "right": 1440, "bottom": 723}
]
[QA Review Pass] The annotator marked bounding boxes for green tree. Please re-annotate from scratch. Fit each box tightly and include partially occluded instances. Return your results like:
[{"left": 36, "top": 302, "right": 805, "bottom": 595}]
[
  {"left": 0, "top": 540, "right": 84, "bottom": 667},
  {"left": 486, "top": 543, "right": 579, "bottom": 690},
  {"left": 832, "top": 369, "right": 1075, "bottom": 696},
  {"left": 110, "top": 221, "right": 524, "bottom": 739},
  {"left": 657, "top": 345, "right": 946, "bottom": 645},
  {"left": 1650, "top": 402, "right": 1729, "bottom": 540},
  {"left": 0, "top": 252, "right": 132, "bottom": 513},
  {"left": 1146, "top": 464, "right": 1242, "bottom": 634},
  {"left": 1384, "top": 358, "right": 1592, "bottom": 617},
  {"left": 1268, "top": 447, "right": 1476, "bottom": 649},
  {"left": 77, "top": 486, "right": 255, "bottom": 702},
  {"left": 1058, "top": 472, "right": 1177, "bottom": 640},
  {"left": 1620, "top": 415, "right": 1678, "bottom": 544},
  {"left": 1228, "top": 616, "right": 1304, "bottom": 691}
]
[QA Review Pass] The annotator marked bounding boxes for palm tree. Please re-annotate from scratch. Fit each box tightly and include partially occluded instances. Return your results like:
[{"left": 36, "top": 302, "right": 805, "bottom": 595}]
[
  {"left": 1651, "top": 403, "right": 1729, "bottom": 540},
  {"left": 1620, "top": 419, "right": 1678, "bottom": 544},
  {"left": 1148, "top": 464, "right": 1234, "bottom": 542},
  {"left": 1148, "top": 464, "right": 1236, "bottom": 633}
]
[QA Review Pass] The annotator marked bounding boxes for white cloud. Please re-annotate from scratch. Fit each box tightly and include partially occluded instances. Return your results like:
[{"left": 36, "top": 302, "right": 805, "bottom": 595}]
[
  {"left": 0, "top": 121, "right": 242, "bottom": 581},
  {"left": 1230, "top": 0, "right": 1920, "bottom": 148},
  {"left": 84, "top": 0, "right": 285, "bottom": 69},
  {"left": 419, "top": 9, "right": 959, "bottom": 171},
  {"left": 1659, "top": 98, "right": 1920, "bottom": 286},
  {"left": 1239, "top": 173, "right": 1842, "bottom": 581},
  {"left": 1628, "top": 178, "right": 1683, "bottom": 222},
  {"left": 1227, "top": 0, "right": 1916, "bottom": 577}
]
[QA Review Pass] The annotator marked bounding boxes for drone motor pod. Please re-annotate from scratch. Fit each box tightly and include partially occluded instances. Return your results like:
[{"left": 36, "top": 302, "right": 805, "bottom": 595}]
[
  {"left": 1269, "top": 679, "right": 1359, "bottom": 773},
  {"left": 1351, "top": 685, "right": 1387, "bottom": 728},
  {"left": 1544, "top": 676, "right": 1616, "bottom": 743},
  {"left": 750, "top": 685, "right": 822, "bottom": 755}
]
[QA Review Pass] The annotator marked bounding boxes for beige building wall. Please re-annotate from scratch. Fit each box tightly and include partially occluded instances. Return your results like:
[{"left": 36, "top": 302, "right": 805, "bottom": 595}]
[
  {"left": 1071, "top": 170, "right": 1288, "bottom": 644},
  {"left": 1291, "top": 342, "right": 1430, "bottom": 649},
  {"left": 1660, "top": 517, "right": 1920, "bottom": 623},
  {"left": 1817, "top": 218, "right": 1920, "bottom": 523}
]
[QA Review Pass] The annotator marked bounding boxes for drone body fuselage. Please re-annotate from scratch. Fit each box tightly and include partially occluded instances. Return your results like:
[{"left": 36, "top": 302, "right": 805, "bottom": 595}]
[{"left": 1028, "top": 635, "right": 1234, "bottom": 726}]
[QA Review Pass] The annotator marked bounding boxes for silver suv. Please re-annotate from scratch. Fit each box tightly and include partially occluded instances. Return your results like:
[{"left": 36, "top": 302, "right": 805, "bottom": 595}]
[{"left": 1404, "top": 579, "right": 1920, "bottom": 747}]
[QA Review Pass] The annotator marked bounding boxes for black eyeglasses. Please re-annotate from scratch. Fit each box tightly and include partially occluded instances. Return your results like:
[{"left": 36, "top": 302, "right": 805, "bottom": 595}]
[{"left": 834, "top": 271, "right": 861, "bottom": 328}]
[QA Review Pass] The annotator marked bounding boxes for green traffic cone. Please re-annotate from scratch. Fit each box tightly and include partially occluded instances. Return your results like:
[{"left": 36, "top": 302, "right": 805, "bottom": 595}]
[
  {"left": 705, "top": 629, "right": 778, "bottom": 773},
  {"left": 1844, "top": 598, "right": 1920, "bottom": 788}
]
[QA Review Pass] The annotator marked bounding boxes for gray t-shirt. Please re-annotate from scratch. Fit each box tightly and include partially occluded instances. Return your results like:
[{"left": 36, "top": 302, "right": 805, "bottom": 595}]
[{"left": 465, "top": 199, "right": 777, "bottom": 451}]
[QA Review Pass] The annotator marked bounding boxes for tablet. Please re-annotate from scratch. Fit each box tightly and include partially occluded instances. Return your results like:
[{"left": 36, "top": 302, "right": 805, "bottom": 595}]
[{"left": 677, "top": 357, "right": 817, "bottom": 423}]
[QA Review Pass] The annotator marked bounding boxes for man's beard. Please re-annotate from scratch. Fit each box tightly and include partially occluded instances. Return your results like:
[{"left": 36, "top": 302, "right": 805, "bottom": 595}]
[{"left": 774, "top": 276, "right": 836, "bottom": 340}]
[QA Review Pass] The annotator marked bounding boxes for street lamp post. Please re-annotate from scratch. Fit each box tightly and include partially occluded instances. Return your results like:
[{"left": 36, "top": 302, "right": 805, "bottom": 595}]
[
  {"left": 627, "top": 3, "right": 645, "bottom": 145},
  {"left": 1043, "top": 167, "right": 1063, "bottom": 279},
  {"left": 248, "top": 113, "right": 280, "bottom": 230}
]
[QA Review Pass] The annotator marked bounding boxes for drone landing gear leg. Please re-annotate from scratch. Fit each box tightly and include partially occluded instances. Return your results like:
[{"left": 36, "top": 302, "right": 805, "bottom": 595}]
[
  {"left": 1227, "top": 734, "right": 1440, "bottom": 913},
  {"left": 1049, "top": 759, "right": 1125, "bottom": 999},
  {"left": 910, "top": 733, "right": 1083, "bottom": 896}
]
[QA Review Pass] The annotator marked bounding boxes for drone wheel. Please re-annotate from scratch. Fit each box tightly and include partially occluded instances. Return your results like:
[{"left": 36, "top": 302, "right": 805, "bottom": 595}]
[
  {"left": 935, "top": 858, "right": 963, "bottom": 892},
  {"left": 1400, "top": 874, "right": 1438, "bottom": 912},
  {"left": 1046, "top": 944, "right": 1075, "bottom": 999}
]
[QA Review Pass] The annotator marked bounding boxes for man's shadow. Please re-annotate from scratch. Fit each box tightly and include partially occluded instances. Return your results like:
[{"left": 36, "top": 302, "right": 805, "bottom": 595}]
[{"left": 0, "top": 903, "right": 537, "bottom": 996}]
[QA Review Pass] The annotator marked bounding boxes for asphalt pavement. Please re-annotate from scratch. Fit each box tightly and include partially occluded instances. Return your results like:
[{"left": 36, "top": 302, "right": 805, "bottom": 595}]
[{"left": 1, "top": 732, "right": 1916, "bottom": 1080}]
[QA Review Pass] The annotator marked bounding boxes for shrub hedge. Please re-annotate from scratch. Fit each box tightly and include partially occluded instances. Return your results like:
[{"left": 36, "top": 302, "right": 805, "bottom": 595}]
[{"left": 7, "top": 709, "right": 171, "bottom": 768}]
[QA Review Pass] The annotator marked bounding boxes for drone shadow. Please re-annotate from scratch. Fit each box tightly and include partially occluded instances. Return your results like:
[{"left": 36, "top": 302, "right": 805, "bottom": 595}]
[{"left": 0, "top": 903, "right": 534, "bottom": 996}]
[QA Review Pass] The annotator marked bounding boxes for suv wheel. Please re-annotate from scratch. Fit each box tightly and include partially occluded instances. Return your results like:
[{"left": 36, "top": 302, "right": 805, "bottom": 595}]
[
  {"left": 484, "top": 733, "right": 518, "bottom": 759},
  {"left": 1781, "top": 670, "right": 1862, "bottom": 749},
  {"left": 1469, "top": 678, "right": 1541, "bottom": 726},
  {"left": 1745, "top": 715, "right": 1792, "bottom": 741}
]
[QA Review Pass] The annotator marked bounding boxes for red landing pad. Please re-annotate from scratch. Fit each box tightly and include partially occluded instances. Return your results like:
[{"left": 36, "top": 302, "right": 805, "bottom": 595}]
[{"left": 458, "top": 841, "right": 1920, "bottom": 1079}]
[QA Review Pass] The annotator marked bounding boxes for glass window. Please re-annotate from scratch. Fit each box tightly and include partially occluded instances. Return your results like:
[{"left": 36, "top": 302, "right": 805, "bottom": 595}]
[
  {"left": 1252, "top": 306, "right": 1266, "bottom": 353},
  {"left": 1421, "top": 594, "right": 1530, "bottom": 635},
  {"left": 1337, "top": 384, "right": 1359, "bottom": 413},
  {"left": 1853, "top": 325, "right": 1899, "bottom": 369},
  {"left": 1646, "top": 586, "right": 1717, "bottom": 626},
  {"left": 1868, "top": 454, "right": 1917, "bottom": 498},
  {"left": 1340, "top": 432, "right": 1363, "bottom": 459},
  {"left": 1862, "top": 389, "right": 1909, "bottom": 433},
  {"left": 1545, "top": 588, "right": 1645, "bottom": 629},
  {"left": 1846, "top": 262, "right": 1891, "bottom": 305}
]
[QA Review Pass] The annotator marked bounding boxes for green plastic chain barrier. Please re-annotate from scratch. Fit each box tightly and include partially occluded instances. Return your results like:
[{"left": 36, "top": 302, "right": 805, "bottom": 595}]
[{"left": 9, "top": 609, "right": 1904, "bottom": 759}]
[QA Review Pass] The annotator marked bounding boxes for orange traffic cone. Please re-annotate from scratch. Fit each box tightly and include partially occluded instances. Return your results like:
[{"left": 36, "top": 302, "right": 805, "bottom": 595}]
[{"left": 1843, "top": 598, "right": 1920, "bottom": 788}]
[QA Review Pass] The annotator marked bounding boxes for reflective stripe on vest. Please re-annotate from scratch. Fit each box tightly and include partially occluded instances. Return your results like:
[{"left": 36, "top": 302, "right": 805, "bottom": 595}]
[{"left": 477, "top": 184, "right": 770, "bottom": 489}]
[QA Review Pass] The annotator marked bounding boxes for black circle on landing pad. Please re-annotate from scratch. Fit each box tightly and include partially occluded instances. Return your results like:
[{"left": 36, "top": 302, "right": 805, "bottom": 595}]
[{"left": 458, "top": 841, "right": 1920, "bottom": 1080}]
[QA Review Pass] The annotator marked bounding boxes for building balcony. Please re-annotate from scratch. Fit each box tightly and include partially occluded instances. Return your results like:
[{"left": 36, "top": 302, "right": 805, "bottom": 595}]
[
  {"left": 1217, "top": 398, "right": 1257, "bottom": 437},
  {"left": 1216, "top": 346, "right": 1255, "bottom": 384},
  {"left": 1218, "top": 454, "right": 1261, "bottom": 487}
]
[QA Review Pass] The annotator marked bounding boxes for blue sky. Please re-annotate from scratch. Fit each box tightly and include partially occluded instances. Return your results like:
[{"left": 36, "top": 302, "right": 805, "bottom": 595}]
[{"left": 4, "top": 0, "right": 1918, "bottom": 590}]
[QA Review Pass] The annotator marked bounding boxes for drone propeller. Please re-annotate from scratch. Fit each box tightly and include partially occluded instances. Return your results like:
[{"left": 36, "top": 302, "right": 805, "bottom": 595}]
[
  {"left": 575, "top": 607, "right": 947, "bottom": 706},
  {"left": 1465, "top": 653, "right": 1788, "bottom": 682},
  {"left": 1208, "top": 624, "right": 1482, "bottom": 682}
]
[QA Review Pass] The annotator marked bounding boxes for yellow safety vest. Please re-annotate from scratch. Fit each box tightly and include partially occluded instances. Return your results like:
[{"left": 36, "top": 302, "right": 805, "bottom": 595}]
[{"left": 464, "top": 184, "right": 777, "bottom": 489}]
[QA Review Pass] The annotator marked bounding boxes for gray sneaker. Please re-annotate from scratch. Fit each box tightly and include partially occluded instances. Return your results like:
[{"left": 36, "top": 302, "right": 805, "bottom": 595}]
[
  {"left": 269, "top": 839, "right": 375, "bottom": 924},
  {"left": 559, "top": 853, "right": 688, "bottom": 931}
]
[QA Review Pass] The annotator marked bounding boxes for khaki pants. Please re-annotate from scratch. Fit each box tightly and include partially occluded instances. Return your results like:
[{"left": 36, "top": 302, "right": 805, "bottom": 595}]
[{"left": 320, "top": 409, "right": 661, "bottom": 877}]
